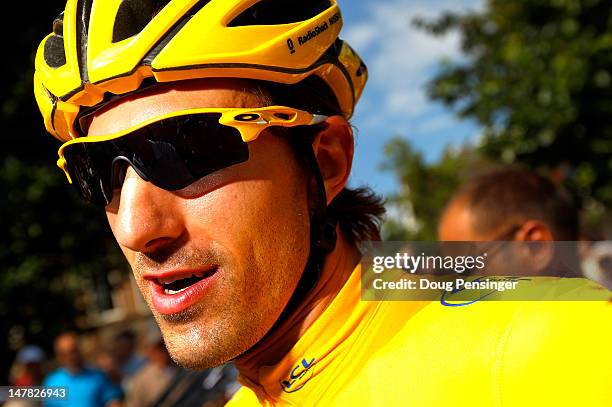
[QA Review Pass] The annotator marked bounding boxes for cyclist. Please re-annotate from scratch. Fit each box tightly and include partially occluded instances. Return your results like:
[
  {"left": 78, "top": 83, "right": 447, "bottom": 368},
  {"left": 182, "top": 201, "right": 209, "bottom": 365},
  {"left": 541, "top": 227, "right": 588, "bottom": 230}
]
[{"left": 34, "top": 1, "right": 612, "bottom": 405}]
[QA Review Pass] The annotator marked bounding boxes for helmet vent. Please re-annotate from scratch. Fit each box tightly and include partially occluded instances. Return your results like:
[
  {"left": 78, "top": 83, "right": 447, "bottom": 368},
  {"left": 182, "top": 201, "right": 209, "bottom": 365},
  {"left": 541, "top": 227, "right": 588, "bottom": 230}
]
[
  {"left": 142, "top": 0, "right": 211, "bottom": 65},
  {"left": 44, "top": 36, "right": 67, "bottom": 68},
  {"left": 45, "top": 12, "right": 67, "bottom": 68},
  {"left": 112, "top": 0, "right": 172, "bottom": 43},
  {"left": 228, "top": 0, "right": 332, "bottom": 27}
]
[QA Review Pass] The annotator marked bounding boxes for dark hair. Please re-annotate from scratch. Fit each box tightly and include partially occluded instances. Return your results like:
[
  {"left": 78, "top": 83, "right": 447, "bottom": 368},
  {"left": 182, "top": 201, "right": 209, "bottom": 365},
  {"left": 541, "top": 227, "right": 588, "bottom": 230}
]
[
  {"left": 455, "top": 167, "right": 578, "bottom": 240},
  {"left": 253, "top": 77, "right": 386, "bottom": 246}
]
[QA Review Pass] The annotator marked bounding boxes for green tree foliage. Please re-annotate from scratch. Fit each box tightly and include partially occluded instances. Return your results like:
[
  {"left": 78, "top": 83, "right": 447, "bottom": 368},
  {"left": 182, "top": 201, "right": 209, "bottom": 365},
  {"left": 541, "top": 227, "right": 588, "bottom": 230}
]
[
  {"left": 381, "top": 138, "right": 485, "bottom": 241},
  {"left": 1, "top": 1, "right": 125, "bottom": 383},
  {"left": 415, "top": 0, "right": 612, "bottom": 207}
]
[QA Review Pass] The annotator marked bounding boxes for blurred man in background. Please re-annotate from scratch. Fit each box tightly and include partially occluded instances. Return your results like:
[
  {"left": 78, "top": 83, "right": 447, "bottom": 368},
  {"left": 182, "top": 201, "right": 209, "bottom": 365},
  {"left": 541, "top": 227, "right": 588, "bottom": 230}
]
[
  {"left": 112, "top": 330, "right": 146, "bottom": 392},
  {"left": 4, "top": 345, "right": 46, "bottom": 407},
  {"left": 439, "top": 166, "right": 578, "bottom": 242},
  {"left": 438, "top": 166, "right": 581, "bottom": 277},
  {"left": 127, "top": 326, "right": 238, "bottom": 407},
  {"left": 43, "top": 332, "right": 123, "bottom": 407},
  {"left": 95, "top": 350, "right": 122, "bottom": 387},
  {"left": 126, "top": 332, "right": 177, "bottom": 407},
  {"left": 11, "top": 345, "right": 45, "bottom": 387}
]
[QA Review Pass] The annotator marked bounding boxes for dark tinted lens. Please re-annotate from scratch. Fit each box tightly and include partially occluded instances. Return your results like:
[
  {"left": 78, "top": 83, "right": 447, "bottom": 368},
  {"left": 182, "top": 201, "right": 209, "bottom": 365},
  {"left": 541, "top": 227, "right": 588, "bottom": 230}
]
[
  {"left": 63, "top": 142, "right": 115, "bottom": 206},
  {"left": 117, "top": 114, "right": 249, "bottom": 191},
  {"left": 63, "top": 113, "right": 249, "bottom": 205}
]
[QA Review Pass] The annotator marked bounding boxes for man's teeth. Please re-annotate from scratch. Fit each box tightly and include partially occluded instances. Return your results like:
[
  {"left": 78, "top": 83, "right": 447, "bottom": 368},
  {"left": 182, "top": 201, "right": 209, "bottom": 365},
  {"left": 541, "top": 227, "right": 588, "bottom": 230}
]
[
  {"left": 164, "top": 286, "right": 190, "bottom": 295},
  {"left": 159, "top": 273, "right": 206, "bottom": 285}
]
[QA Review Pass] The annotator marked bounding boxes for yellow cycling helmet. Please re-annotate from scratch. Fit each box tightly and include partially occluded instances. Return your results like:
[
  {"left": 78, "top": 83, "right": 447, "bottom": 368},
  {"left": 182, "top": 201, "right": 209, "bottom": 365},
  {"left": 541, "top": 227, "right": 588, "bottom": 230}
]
[{"left": 34, "top": 0, "right": 368, "bottom": 142}]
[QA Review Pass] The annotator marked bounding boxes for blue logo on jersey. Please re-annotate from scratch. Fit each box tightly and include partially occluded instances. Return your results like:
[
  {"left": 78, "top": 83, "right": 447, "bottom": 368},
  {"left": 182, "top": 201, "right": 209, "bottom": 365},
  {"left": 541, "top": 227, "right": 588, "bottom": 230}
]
[
  {"left": 280, "top": 357, "right": 315, "bottom": 393},
  {"left": 440, "top": 276, "right": 530, "bottom": 306}
]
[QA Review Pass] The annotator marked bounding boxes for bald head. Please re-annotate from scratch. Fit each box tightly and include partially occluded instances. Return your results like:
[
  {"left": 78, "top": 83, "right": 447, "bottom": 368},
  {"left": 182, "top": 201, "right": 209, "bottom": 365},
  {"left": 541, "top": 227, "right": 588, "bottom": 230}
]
[
  {"left": 438, "top": 167, "right": 578, "bottom": 242},
  {"left": 438, "top": 196, "right": 483, "bottom": 241}
]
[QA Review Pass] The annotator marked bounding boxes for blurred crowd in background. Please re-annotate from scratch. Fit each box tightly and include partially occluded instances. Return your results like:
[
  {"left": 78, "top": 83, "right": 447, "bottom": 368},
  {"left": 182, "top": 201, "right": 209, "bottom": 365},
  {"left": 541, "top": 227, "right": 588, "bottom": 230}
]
[{"left": 5, "top": 325, "right": 239, "bottom": 407}]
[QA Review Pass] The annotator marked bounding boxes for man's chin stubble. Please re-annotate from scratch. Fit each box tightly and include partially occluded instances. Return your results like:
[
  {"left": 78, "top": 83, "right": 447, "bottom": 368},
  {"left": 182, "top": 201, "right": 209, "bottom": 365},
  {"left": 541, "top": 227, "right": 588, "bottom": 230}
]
[
  {"left": 148, "top": 300, "right": 257, "bottom": 370},
  {"left": 162, "top": 319, "right": 255, "bottom": 369},
  {"left": 156, "top": 301, "right": 207, "bottom": 324}
]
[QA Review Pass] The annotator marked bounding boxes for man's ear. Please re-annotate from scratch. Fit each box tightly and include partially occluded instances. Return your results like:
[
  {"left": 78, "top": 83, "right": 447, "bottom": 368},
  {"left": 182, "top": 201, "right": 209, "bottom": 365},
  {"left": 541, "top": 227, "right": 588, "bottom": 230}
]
[
  {"left": 310, "top": 116, "right": 354, "bottom": 204},
  {"left": 515, "top": 220, "right": 555, "bottom": 274},
  {"left": 515, "top": 220, "right": 554, "bottom": 242}
]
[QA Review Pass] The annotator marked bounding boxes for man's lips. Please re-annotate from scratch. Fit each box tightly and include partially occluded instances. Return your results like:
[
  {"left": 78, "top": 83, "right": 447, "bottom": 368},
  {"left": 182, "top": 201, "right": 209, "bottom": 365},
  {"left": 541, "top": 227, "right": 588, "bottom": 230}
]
[{"left": 143, "top": 267, "right": 219, "bottom": 315}]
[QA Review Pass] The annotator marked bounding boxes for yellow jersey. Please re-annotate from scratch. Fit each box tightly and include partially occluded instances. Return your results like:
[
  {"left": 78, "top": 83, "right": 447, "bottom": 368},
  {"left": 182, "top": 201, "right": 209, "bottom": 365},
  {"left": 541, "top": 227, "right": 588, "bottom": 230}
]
[{"left": 227, "top": 261, "right": 612, "bottom": 406}]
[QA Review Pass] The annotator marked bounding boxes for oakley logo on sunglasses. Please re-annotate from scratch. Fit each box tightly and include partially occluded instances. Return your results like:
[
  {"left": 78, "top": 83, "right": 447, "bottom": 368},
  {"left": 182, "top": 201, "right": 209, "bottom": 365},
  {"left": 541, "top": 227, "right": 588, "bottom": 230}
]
[{"left": 234, "top": 113, "right": 262, "bottom": 122}]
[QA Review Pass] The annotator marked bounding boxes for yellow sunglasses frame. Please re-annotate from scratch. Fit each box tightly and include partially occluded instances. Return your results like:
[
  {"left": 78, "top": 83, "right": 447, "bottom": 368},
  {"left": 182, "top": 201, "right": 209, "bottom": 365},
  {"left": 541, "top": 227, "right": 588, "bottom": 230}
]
[{"left": 57, "top": 105, "right": 328, "bottom": 184}]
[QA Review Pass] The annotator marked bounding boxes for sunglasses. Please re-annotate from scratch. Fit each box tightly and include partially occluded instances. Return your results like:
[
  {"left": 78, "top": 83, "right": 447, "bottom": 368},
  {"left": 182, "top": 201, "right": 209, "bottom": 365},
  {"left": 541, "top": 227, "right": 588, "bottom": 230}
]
[{"left": 57, "top": 106, "right": 328, "bottom": 206}]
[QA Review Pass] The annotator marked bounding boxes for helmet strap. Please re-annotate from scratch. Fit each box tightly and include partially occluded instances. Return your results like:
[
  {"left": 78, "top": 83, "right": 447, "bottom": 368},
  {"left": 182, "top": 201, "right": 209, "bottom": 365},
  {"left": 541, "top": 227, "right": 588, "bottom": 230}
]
[
  {"left": 273, "top": 129, "right": 337, "bottom": 325},
  {"left": 297, "top": 134, "right": 338, "bottom": 255},
  {"left": 233, "top": 128, "right": 338, "bottom": 358}
]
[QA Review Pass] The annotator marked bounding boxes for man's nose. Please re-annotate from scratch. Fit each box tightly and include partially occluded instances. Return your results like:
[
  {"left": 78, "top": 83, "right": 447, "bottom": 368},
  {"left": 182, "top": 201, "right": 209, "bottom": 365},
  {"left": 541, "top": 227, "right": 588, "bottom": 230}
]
[{"left": 112, "top": 166, "right": 184, "bottom": 253}]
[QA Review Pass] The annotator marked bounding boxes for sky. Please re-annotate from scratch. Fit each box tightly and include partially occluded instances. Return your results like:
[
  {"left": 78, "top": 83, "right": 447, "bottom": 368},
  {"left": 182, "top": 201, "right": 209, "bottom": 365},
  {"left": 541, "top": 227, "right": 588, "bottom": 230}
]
[{"left": 336, "top": 0, "right": 484, "bottom": 195}]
